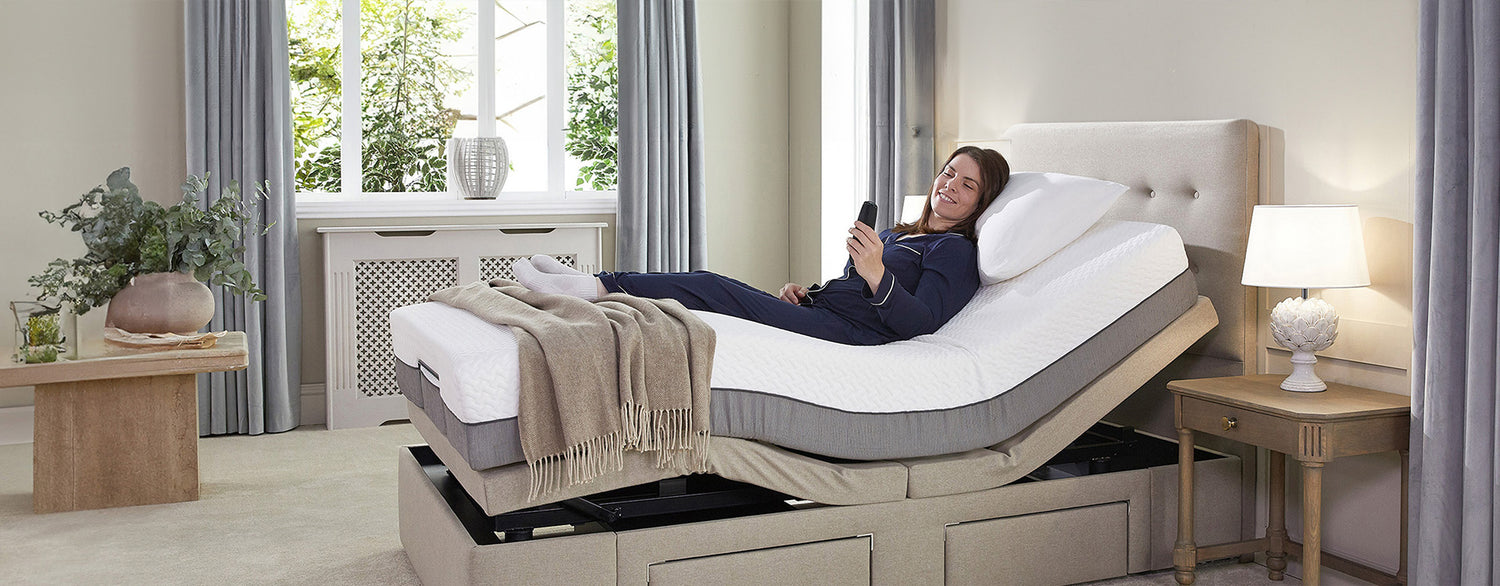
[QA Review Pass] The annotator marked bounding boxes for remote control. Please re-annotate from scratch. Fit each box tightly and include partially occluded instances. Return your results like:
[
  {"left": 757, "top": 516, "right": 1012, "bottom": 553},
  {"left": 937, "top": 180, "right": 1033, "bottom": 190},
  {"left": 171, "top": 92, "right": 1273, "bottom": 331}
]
[{"left": 857, "top": 201, "right": 878, "bottom": 228}]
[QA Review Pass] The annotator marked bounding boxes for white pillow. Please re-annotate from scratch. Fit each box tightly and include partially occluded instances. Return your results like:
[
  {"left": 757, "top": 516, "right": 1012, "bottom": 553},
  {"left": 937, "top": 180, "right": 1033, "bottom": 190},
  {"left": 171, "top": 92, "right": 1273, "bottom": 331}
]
[{"left": 974, "top": 172, "right": 1128, "bottom": 284}]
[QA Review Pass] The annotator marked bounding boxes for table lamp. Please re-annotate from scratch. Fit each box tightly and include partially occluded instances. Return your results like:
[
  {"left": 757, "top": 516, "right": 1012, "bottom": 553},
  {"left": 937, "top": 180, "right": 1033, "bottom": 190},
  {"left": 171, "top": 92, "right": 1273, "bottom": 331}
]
[
  {"left": 1241, "top": 205, "right": 1370, "bottom": 392},
  {"left": 903, "top": 195, "right": 927, "bottom": 223}
]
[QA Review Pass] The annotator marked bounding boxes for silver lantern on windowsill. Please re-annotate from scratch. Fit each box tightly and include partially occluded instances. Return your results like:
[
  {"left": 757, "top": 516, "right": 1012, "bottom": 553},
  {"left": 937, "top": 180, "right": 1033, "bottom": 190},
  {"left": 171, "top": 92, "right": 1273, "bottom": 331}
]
[{"left": 448, "top": 137, "right": 509, "bottom": 199}]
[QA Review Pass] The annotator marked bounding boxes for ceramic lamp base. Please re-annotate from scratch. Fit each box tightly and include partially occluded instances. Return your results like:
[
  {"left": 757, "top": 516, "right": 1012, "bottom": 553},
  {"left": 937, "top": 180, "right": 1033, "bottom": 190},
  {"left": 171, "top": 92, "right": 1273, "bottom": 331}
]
[
  {"left": 1280, "top": 349, "right": 1327, "bottom": 392},
  {"left": 1268, "top": 296, "right": 1341, "bottom": 393}
]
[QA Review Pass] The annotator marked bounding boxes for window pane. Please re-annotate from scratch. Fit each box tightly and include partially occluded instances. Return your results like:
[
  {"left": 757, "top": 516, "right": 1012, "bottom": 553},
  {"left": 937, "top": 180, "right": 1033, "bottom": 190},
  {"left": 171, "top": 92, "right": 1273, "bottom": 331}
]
[
  {"left": 565, "top": 0, "right": 618, "bottom": 191},
  {"left": 494, "top": 1, "right": 549, "bottom": 193},
  {"left": 447, "top": 3, "right": 480, "bottom": 142},
  {"left": 289, "top": 0, "right": 343, "bottom": 193},
  {"left": 361, "top": 0, "right": 474, "bottom": 193}
]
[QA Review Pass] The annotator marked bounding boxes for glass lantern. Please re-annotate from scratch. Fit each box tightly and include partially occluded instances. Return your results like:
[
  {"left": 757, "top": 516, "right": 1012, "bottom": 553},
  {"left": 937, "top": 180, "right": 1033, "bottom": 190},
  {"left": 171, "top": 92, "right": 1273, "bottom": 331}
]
[{"left": 10, "top": 301, "right": 74, "bottom": 363}]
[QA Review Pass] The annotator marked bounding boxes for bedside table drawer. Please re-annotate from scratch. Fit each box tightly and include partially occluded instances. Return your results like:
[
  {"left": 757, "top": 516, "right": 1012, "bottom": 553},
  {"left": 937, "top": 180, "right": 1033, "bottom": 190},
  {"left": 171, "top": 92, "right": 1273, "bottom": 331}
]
[{"left": 1179, "top": 396, "right": 1299, "bottom": 455}]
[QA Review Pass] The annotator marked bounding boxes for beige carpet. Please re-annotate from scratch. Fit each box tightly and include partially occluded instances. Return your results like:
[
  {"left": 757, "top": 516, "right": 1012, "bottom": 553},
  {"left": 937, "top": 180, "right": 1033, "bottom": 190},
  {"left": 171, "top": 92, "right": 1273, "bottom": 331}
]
[
  {"left": 0, "top": 424, "right": 423, "bottom": 586},
  {"left": 0, "top": 423, "right": 1304, "bottom": 585},
  {"left": 1088, "top": 559, "right": 1302, "bottom": 585}
]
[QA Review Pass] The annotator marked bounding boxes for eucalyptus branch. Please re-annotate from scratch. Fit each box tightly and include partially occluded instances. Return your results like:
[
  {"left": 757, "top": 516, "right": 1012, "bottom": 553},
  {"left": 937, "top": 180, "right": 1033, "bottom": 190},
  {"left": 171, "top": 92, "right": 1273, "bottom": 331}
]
[{"left": 29, "top": 168, "right": 269, "bottom": 314}]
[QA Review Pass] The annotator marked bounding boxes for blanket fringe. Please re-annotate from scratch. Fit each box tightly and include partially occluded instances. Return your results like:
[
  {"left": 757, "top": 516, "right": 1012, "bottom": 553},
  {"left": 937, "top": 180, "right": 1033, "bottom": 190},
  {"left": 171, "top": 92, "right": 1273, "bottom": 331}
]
[
  {"left": 527, "top": 431, "right": 623, "bottom": 502},
  {"left": 527, "top": 407, "right": 711, "bottom": 501},
  {"left": 623, "top": 403, "right": 700, "bottom": 454}
]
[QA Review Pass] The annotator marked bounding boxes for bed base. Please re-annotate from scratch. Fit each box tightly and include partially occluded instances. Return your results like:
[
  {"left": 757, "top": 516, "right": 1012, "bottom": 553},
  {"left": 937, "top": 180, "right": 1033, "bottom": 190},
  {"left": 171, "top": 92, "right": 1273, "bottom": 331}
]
[
  {"left": 438, "top": 422, "right": 1149, "bottom": 543},
  {"left": 400, "top": 423, "right": 1242, "bottom": 585}
]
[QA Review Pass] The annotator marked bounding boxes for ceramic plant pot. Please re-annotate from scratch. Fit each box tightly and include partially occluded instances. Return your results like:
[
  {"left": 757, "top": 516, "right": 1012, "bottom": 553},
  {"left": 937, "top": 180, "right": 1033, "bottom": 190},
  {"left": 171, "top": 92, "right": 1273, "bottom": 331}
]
[{"left": 105, "top": 272, "right": 216, "bottom": 334}]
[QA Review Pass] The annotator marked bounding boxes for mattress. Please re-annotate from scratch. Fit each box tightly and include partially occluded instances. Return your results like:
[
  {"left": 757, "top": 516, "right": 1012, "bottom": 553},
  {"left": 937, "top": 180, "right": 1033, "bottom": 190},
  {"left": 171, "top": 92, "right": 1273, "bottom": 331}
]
[{"left": 392, "top": 220, "right": 1196, "bottom": 470}]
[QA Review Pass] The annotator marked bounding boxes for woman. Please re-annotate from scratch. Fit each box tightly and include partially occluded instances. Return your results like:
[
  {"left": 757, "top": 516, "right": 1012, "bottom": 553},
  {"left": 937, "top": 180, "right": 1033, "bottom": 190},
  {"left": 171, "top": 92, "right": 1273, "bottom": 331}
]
[{"left": 513, "top": 146, "right": 1010, "bottom": 345}]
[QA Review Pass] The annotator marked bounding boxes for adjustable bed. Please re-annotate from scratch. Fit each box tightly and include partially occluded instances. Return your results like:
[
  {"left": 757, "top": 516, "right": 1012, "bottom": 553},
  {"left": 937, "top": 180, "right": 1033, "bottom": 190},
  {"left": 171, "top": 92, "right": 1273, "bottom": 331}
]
[{"left": 396, "top": 119, "right": 1263, "bottom": 585}]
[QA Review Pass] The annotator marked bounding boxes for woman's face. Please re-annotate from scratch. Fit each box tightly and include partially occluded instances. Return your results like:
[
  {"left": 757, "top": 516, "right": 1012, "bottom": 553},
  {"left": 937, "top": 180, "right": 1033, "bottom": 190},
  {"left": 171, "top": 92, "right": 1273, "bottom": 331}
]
[{"left": 928, "top": 154, "right": 983, "bottom": 231}]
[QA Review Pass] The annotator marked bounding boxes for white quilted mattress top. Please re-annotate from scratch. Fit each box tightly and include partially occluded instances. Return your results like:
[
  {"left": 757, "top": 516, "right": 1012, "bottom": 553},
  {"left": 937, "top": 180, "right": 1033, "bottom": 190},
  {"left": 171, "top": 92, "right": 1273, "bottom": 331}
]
[{"left": 390, "top": 220, "right": 1188, "bottom": 424}]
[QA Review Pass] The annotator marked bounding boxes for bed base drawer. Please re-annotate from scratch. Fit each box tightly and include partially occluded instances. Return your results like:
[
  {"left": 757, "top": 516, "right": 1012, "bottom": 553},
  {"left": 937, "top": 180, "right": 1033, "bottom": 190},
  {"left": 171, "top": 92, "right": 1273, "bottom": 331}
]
[
  {"left": 648, "top": 536, "right": 872, "bottom": 586},
  {"left": 945, "top": 502, "right": 1128, "bottom": 586}
]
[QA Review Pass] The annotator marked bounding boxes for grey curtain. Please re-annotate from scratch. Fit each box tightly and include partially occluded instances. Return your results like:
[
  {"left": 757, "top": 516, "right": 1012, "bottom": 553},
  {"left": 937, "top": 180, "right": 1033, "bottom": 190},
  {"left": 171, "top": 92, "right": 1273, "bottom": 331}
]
[
  {"left": 184, "top": 0, "right": 301, "bottom": 435},
  {"left": 617, "top": 0, "right": 707, "bottom": 272},
  {"left": 1410, "top": 0, "right": 1499, "bottom": 583},
  {"left": 868, "top": 0, "right": 934, "bottom": 230}
]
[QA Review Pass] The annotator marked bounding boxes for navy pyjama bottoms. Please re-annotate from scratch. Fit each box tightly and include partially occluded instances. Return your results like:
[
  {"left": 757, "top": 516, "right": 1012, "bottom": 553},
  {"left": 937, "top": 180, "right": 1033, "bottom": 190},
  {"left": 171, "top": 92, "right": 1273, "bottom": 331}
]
[{"left": 596, "top": 271, "right": 873, "bottom": 345}]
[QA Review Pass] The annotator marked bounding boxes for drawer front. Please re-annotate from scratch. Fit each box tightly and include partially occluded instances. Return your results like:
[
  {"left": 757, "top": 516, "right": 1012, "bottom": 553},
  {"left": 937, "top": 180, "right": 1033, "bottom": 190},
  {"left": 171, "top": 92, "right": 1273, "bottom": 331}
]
[
  {"left": 647, "top": 535, "right": 871, "bottom": 586},
  {"left": 1180, "top": 396, "right": 1299, "bottom": 454},
  {"left": 945, "top": 502, "right": 1128, "bottom": 586}
]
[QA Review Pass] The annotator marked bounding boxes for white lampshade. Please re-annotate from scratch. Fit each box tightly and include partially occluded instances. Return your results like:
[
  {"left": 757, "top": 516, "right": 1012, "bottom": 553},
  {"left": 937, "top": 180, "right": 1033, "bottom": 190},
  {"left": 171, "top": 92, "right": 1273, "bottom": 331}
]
[
  {"left": 1241, "top": 205, "right": 1370, "bottom": 289},
  {"left": 902, "top": 195, "right": 927, "bottom": 223}
]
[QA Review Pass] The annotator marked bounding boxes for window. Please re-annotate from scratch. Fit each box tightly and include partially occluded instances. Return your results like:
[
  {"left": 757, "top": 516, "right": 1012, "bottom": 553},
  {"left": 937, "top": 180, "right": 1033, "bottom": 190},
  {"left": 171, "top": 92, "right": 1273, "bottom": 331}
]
[
  {"left": 289, "top": 0, "right": 618, "bottom": 218},
  {"left": 821, "top": 0, "right": 869, "bottom": 280}
]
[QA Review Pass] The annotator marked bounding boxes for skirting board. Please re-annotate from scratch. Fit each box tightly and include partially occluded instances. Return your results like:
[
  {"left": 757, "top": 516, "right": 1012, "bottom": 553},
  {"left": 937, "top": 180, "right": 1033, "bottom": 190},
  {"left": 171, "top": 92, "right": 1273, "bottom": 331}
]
[
  {"left": 301, "top": 383, "right": 327, "bottom": 427},
  {"left": 299, "top": 383, "right": 415, "bottom": 429},
  {"left": 0, "top": 405, "right": 35, "bottom": 446},
  {"left": 2, "top": 385, "right": 330, "bottom": 444}
]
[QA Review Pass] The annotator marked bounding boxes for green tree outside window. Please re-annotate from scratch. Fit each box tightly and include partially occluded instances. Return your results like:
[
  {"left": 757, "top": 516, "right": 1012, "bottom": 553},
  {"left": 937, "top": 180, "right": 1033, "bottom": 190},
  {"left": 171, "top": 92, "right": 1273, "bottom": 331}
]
[
  {"left": 289, "top": 0, "right": 619, "bottom": 195},
  {"left": 566, "top": 0, "right": 618, "bottom": 191}
]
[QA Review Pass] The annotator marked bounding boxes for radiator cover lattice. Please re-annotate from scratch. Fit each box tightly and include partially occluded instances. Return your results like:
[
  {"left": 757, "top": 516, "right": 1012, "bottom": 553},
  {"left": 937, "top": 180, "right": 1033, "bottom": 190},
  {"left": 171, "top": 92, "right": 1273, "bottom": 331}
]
[
  {"left": 354, "top": 258, "right": 459, "bottom": 397},
  {"left": 479, "top": 254, "right": 578, "bottom": 281}
]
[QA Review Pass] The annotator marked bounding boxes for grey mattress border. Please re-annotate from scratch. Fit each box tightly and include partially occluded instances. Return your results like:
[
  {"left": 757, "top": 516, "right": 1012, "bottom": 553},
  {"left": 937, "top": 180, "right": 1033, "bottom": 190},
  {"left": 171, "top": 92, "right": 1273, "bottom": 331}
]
[{"left": 395, "top": 269, "right": 1197, "bottom": 469}]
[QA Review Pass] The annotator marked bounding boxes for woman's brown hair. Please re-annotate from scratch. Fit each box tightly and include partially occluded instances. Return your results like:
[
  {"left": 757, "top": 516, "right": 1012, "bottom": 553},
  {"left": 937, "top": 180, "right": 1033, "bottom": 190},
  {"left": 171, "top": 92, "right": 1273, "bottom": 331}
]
[{"left": 892, "top": 146, "right": 1010, "bottom": 241}]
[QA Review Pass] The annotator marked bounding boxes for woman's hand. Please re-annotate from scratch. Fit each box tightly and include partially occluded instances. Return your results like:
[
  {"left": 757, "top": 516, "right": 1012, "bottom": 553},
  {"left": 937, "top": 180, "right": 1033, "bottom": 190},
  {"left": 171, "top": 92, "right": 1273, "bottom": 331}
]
[
  {"left": 847, "top": 222, "right": 886, "bottom": 295},
  {"left": 778, "top": 282, "right": 809, "bottom": 305}
]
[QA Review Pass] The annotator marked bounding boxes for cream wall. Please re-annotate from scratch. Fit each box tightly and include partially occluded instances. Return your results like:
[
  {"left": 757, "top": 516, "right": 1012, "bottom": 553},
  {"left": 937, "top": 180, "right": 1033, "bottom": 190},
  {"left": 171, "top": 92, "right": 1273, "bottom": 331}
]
[
  {"left": 697, "top": 0, "right": 793, "bottom": 292},
  {"left": 787, "top": 0, "right": 822, "bottom": 286},
  {"left": 937, "top": 0, "right": 1416, "bottom": 581},
  {"left": 0, "top": 0, "right": 187, "bottom": 409},
  {"left": 695, "top": 0, "right": 821, "bottom": 288}
]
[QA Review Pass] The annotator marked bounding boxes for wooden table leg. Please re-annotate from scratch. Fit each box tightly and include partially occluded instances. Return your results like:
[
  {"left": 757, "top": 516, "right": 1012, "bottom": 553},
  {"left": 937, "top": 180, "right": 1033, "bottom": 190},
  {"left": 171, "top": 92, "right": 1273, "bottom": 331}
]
[
  {"left": 1301, "top": 461, "right": 1325, "bottom": 586},
  {"left": 1267, "top": 450, "right": 1287, "bottom": 580},
  {"left": 1398, "top": 449, "right": 1408, "bottom": 585},
  {"left": 33, "top": 374, "right": 200, "bottom": 513},
  {"left": 1174, "top": 427, "right": 1197, "bottom": 585}
]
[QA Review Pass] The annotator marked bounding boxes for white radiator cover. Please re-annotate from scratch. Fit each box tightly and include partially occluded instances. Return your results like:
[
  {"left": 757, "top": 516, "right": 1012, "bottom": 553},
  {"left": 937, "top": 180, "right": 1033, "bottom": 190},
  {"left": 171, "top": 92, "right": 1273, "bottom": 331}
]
[{"left": 319, "top": 223, "right": 606, "bottom": 430}]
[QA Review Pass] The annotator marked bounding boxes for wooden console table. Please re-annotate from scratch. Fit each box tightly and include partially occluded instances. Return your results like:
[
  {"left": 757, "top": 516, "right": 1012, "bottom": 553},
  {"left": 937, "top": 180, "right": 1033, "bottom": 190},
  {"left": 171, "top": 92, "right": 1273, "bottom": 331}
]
[
  {"left": 1169, "top": 374, "right": 1409, "bottom": 586},
  {"left": 0, "top": 333, "right": 248, "bottom": 513}
]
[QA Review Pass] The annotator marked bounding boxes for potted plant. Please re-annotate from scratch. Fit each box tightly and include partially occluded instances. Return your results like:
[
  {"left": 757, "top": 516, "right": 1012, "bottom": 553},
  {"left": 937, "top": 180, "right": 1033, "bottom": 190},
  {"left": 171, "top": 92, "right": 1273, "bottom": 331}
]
[
  {"left": 9, "top": 301, "right": 65, "bottom": 363},
  {"left": 23, "top": 314, "right": 62, "bottom": 363},
  {"left": 28, "top": 168, "right": 269, "bottom": 335}
]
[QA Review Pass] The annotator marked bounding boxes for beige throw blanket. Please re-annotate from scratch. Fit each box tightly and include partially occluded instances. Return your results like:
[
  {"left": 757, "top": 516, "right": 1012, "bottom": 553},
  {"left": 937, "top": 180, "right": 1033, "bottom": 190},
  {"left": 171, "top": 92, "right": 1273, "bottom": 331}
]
[{"left": 430, "top": 280, "right": 715, "bottom": 500}]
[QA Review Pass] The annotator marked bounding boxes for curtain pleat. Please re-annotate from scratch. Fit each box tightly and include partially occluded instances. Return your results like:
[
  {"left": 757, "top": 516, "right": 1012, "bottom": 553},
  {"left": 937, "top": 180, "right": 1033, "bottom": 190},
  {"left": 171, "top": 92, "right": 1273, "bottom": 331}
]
[
  {"left": 868, "top": 0, "right": 897, "bottom": 229},
  {"left": 1411, "top": 0, "right": 1500, "bottom": 583},
  {"left": 867, "top": 0, "right": 934, "bottom": 230},
  {"left": 617, "top": 0, "right": 706, "bottom": 273},
  {"left": 184, "top": 0, "right": 301, "bottom": 436}
]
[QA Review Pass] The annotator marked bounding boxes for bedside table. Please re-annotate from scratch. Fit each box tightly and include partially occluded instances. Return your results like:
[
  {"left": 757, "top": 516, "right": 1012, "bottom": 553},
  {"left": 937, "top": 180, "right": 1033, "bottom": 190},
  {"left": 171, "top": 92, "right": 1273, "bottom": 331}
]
[{"left": 1168, "top": 374, "right": 1409, "bottom": 586}]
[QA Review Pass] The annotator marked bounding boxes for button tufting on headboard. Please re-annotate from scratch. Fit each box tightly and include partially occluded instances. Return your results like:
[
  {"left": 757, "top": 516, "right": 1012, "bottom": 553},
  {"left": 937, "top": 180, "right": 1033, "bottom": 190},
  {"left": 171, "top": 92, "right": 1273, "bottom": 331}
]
[{"left": 1002, "top": 118, "right": 1259, "bottom": 373}]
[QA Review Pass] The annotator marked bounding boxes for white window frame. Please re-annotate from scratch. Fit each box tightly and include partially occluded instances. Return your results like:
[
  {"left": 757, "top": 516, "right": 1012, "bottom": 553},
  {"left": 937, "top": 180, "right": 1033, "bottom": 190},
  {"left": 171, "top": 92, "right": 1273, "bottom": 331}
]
[
  {"left": 820, "top": 0, "right": 870, "bottom": 280},
  {"left": 295, "top": 0, "right": 618, "bottom": 219}
]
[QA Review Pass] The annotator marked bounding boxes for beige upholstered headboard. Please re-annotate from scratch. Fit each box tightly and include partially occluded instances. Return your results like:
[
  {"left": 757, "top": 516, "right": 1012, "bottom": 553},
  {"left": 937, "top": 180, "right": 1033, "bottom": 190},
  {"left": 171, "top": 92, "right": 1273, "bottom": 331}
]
[{"left": 1002, "top": 119, "right": 1260, "bottom": 437}]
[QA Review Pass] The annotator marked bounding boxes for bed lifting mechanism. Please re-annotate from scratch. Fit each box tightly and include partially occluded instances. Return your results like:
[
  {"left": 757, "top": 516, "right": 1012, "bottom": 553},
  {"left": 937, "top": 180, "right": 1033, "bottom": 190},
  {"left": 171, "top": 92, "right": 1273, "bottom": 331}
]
[
  {"left": 410, "top": 422, "right": 1149, "bottom": 544},
  {"left": 412, "top": 446, "right": 796, "bottom": 543}
]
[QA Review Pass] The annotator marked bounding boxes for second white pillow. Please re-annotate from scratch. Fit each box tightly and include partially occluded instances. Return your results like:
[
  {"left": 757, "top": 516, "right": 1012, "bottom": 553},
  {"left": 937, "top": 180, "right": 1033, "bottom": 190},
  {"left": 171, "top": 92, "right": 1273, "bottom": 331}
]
[{"left": 975, "top": 172, "right": 1128, "bottom": 284}]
